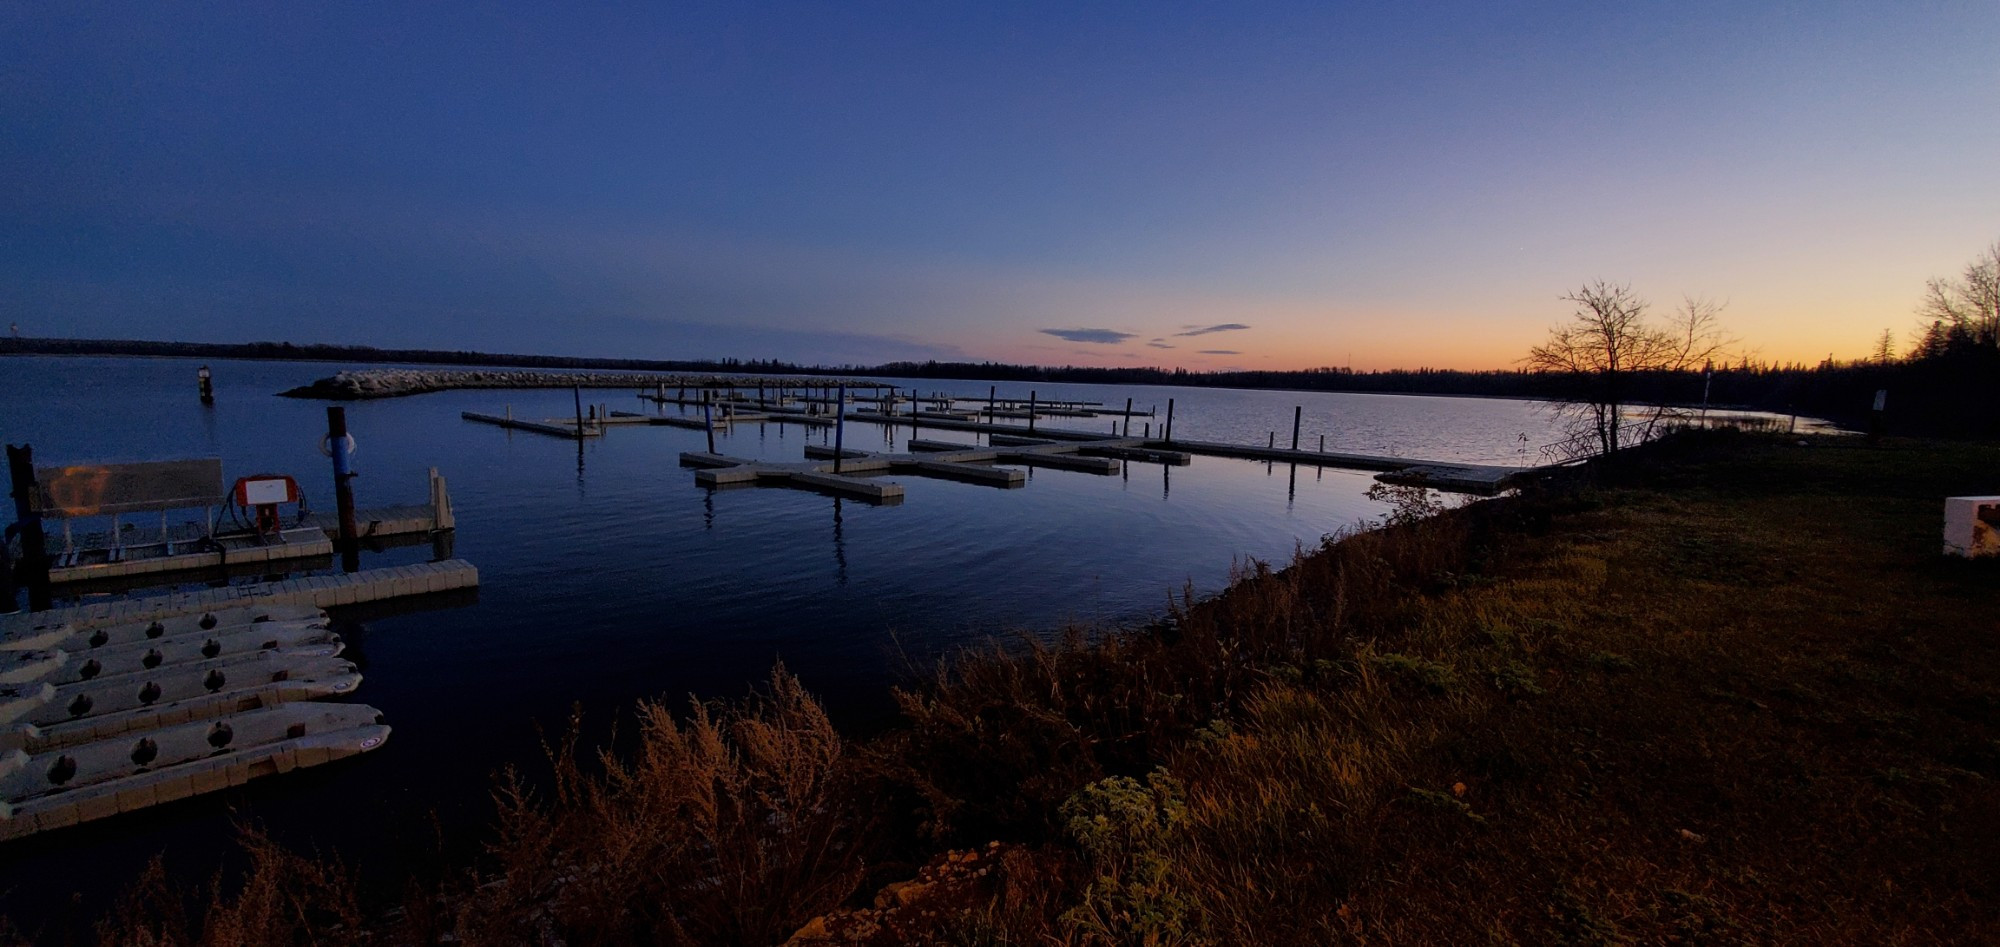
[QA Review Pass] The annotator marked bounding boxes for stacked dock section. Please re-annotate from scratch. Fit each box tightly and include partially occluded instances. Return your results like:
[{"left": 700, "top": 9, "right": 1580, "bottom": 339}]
[{"left": 0, "top": 603, "right": 388, "bottom": 839}]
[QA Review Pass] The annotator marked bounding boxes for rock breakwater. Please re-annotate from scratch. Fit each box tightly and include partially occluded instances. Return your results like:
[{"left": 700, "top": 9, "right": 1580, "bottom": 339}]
[{"left": 281, "top": 368, "right": 883, "bottom": 400}]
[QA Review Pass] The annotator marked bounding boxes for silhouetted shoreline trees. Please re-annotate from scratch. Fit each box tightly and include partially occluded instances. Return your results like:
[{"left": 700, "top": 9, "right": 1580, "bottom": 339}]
[{"left": 12, "top": 234, "right": 2000, "bottom": 439}]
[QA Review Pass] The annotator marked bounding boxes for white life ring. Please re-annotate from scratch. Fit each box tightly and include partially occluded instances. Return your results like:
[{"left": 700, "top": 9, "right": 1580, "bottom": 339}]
[{"left": 318, "top": 433, "right": 358, "bottom": 458}]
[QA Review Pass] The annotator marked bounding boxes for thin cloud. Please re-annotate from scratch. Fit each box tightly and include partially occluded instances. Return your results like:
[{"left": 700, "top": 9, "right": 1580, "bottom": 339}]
[
  {"left": 1175, "top": 323, "right": 1251, "bottom": 337},
  {"left": 1146, "top": 341, "right": 1175, "bottom": 349},
  {"left": 1040, "top": 327, "right": 1135, "bottom": 344},
  {"left": 1198, "top": 349, "right": 1241, "bottom": 355}
]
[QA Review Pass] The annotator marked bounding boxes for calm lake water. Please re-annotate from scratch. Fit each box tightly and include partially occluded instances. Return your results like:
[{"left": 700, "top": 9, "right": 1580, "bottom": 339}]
[{"left": 0, "top": 356, "right": 1564, "bottom": 925}]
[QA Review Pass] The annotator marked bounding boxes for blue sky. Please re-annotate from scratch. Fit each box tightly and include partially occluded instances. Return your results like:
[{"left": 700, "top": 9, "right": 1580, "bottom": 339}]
[{"left": 4, "top": 2, "right": 1997, "bottom": 369}]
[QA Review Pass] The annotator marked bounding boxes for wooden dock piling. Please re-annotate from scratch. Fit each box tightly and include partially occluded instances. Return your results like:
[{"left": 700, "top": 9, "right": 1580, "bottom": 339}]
[
  {"left": 1292, "top": 405, "right": 1302, "bottom": 451},
  {"left": 834, "top": 385, "right": 846, "bottom": 473},
  {"left": 5, "top": 444, "right": 51, "bottom": 612},
  {"left": 325, "top": 407, "right": 360, "bottom": 574},
  {"left": 703, "top": 392, "right": 716, "bottom": 453}
]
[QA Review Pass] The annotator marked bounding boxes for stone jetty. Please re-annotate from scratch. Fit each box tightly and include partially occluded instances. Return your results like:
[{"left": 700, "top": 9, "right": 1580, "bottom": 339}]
[{"left": 281, "top": 368, "right": 885, "bottom": 400}]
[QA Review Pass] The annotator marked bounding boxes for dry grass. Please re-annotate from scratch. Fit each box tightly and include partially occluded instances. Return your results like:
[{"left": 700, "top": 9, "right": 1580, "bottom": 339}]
[
  {"left": 448, "top": 664, "right": 869, "bottom": 945},
  {"left": 54, "top": 431, "right": 2000, "bottom": 945},
  {"left": 78, "top": 826, "right": 364, "bottom": 947},
  {"left": 823, "top": 432, "right": 2000, "bottom": 944}
]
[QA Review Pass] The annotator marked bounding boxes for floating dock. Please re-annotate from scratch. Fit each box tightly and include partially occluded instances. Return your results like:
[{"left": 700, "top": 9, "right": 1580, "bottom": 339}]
[
  {"left": 470, "top": 384, "right": 1535, "bottom": 498},
  {"left": 45, "top": 469, "right": 456, "bottom": 589},
  {"left": 1159, "top": 438, "right": 1529, "bottom": 494},
  {"left": 682, "top": 417, "right": 1533, "bottom": 502},
  {"left": 1, "top": 701, "right": 388, "bottom": 840},
  {"left": 0, "top": 592, "right": 408, "bottom": 840},
  {"left": 462, "top": 411, "right": 604, "bottom": 438},
  {"left": 0, "top": 555, "right": 481, "bottom": 840},
  {"left": 679, "top": 436, "right": 1194, "bottom": 504},
  {"left": 48, "top": 527, "right": 332, "bottom": 586},
  {"left": 0, "top": 560, "right": 480, "bottom": 642}
]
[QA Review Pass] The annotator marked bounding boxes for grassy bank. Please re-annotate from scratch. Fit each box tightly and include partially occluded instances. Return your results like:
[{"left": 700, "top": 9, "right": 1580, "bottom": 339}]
[{"left": 32, "top": 431, "right": 2000, "bottom": 944}]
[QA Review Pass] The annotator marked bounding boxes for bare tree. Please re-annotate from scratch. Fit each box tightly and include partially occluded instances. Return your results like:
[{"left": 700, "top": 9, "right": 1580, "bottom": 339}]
[
  {"left": 1525, "top": 281, "right": 1732, "bottom": 458},
  {"left": 1916, "top": 240, "right": 2000, "bottom": 347}
]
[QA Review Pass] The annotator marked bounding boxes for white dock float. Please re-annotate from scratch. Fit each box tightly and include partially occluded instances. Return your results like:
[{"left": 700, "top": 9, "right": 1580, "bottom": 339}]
[
  {"left": 0, "top": 560, "right": 480, "bottom": 642},
  {"left": 6, "top": 652, "right": 362, "bottom": 749},
  {"left": 0, "top": 702, "right": 389, "bottom": 840},
  {"left": 30, "top": 620, "right": 339, "bottom": 688},
  {"left": 0, "top": 604, "right": 326, "bottom": 652}
]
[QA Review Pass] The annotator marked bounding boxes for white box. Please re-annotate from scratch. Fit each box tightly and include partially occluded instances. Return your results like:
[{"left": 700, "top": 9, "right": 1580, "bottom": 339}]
[{"left": 1943, "top": 496, "right": 2000, "bottom": 557}]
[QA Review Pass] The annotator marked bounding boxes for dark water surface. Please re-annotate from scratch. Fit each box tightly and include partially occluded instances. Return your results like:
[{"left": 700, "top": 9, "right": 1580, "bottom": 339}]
[{"left": 0, "top": 356, "right": 1562, "bottom": 926}]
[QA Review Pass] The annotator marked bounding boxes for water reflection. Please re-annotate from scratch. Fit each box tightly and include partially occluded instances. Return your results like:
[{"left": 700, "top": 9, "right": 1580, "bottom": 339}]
[{"left": 831, "top": 496, "right": 848, "bottom": 586}]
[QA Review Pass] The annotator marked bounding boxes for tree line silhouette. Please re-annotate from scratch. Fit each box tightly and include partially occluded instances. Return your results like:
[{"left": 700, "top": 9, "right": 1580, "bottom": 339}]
[{"left": 8, "top": 237, "right": 1997, "bottom": 438}]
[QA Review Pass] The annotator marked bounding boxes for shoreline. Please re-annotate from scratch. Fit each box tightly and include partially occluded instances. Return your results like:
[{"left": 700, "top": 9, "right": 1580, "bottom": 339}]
[
  {"left": 34, "top": 430, "right": 1998, "bottom": 943},
  {"left": 2, "top": 340, "right": 1828, "bottom": 422}
]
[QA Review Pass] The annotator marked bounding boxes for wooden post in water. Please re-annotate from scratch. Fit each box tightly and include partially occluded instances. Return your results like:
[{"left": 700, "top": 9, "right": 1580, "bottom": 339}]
[
  {"left": 835, "top": 384, "right": 847, "bottom": 472},
  {"left": 325, "top": 407, "right": 361, "bottom": 574},
  {"left": 1269, "top": 432, "right": 1275, "bottom": 448},
  {"left": 5, "top": 444, "right": 51, "bottom": 612},
  {"left": 988, "top": 385, "right": 997, "bottom": 425},
  {"left": 1028, "top": 390, "right": 1037, "bottom": 434},
  {"left": 197, "top": 365, "right": 214, "bottom": 404},
  {"left": 429, "top": 467, "right": 456, "bottom": 560},
  {"left": 429, "top": 467, "right": 455, "bottom": 531},
  {"left": 703, "top": 392, "right": 716, "bottom": 453},
  {"left": 1165, "top": 398, "right": 1175, "bottom": 444},
  {"left": 1124, "top": 398, "right": 1133, "bottom": 437},
  {"left": 573, "top": 386, "right": 585, "bottom": 438},
  {"left": 1292, "top": 405, "right": 1302, "bottom": 451},
  {"left": 1319, "top": 434, "right": 1325, "bottom": 453}
]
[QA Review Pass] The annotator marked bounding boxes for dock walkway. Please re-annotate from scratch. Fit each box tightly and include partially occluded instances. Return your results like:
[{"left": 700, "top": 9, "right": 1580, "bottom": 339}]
[
  {"left": 1159, "top": 438, "right": 1527, "bottom": 494},
  {"left": 680, "top": 436, "right": 1202, "bottom": 504},
  {"left": 682, "top": 419, "right": 1533, "bottom": 502}
]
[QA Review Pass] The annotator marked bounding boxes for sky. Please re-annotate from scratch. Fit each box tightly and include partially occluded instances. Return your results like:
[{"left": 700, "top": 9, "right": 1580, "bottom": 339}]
[{"left": 3, "top": 2, "right": 1997, "bottom": 371}]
